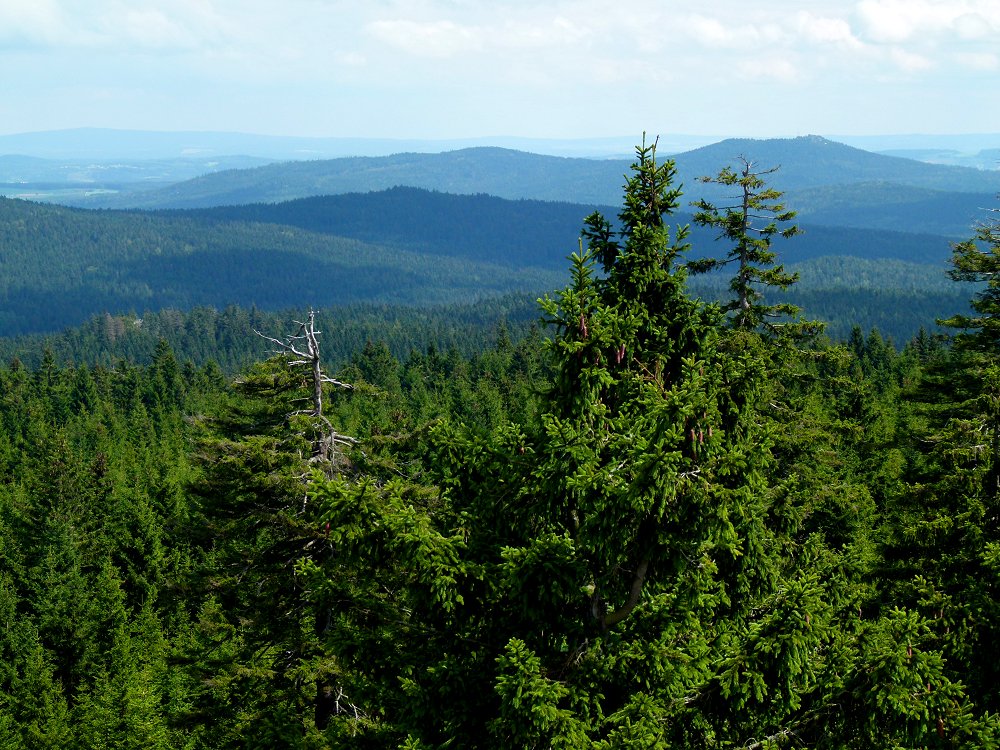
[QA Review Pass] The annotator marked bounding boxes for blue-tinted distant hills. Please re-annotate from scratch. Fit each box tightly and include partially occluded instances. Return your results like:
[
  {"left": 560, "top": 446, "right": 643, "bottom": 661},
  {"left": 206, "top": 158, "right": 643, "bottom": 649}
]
[
  {"left": 0, "top": 127, "right": 718, "bottom": 160},
  {"left": 59, "top": 136, "right": 1000, "bottom": 213},
  {"left": 2, "top": 127, "right": 997, "bottom": 162},
  {"left": 677, "top": 135, "right": 1000, "bottom": 193},
  {"left": 0, "top": 132, "right": 995, "bottom": 344},
  {"left": 0, "top": 195, "right": 565, "bottom": 336},
  {"left": 71, "top": 148, "right": 632, "bottom": 209},
  {"left": 171, "top": 186, "right": 956, "bottom": 268},
  {"left": 786, "top": 182, "right": 996, "bottom": 238}
]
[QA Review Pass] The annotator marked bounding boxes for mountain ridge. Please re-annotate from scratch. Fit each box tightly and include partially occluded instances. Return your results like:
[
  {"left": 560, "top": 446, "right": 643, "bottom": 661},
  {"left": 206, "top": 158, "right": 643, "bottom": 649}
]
[{"left": 70, "top": 136, "right": 1000, "bottom": 211}]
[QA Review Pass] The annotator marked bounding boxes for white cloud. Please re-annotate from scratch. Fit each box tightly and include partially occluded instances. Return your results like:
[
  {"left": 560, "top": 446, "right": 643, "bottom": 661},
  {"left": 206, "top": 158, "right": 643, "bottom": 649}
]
[
  {"left": 888, "top": 47, "right": 934, "bottom": 72},
  {"left": 955, "top": 51, "right": 1000, "bottom": 70},
  {"left": 684, "top": 15, "right": 737, "bottom": 47},
  {"left": 2, "top": 0, "right": 997, "bottom": 138},
  {"left": 679, "top": 13, "right": 786, "bottom": 50},
  {"left": 855, "top": 0, "right": 1000, "bottom": 44},
  {"left": 954, "top": 12, "right": 997, "bottom": 40},
  {"left": 502, "top": 15, "right": 591, "bottom": 49},
  {"left": 0, "top": 0, "right": 72, "bottom": 46},
  {"left": 113, "top": 8, "right": 202, "bottom": 49},
  {"left": 367, "top": 18, "right": 482, "bottom": 58},
  {"left": 795, "top": 11, "right": 864, "bottom": 48},
  {"left": 0, "top": 0, "right": 240, "bottom": 52},
  {"left": 855, "top": 0, "right": 923, "bottom": 43}
]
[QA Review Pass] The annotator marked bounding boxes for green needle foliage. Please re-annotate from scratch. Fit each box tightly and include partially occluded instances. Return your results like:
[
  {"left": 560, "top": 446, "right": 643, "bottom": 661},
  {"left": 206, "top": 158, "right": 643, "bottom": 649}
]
[
  {"left": 292, "top": 138, "right": 996, "bottom": 748},
  {"left": 940, "top": 204, "right": 1000, "bottom": 354},
  {"left": 878, "top": 200, "right": 1000, "bottom": 722},
  {"left": 2, "top": 141, "right": 1000, "bottom": 749},
  {"left": 689, "top": 158, "right": 813, "bottom": 337}
]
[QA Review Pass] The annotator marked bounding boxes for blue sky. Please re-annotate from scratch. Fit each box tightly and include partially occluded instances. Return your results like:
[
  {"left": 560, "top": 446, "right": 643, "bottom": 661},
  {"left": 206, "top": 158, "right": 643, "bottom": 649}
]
[{"left": 1, "top": 0, "right": 998, "bottom": 139}]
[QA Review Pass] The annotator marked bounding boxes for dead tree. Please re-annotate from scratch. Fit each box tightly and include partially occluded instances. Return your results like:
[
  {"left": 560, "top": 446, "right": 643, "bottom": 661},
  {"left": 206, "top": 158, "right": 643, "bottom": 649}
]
[
  {"left": 254, "top": 309, "right": 356, "bottom": 464},
  {"left": 253, "top": 310, "right": 362, "bottom": 729}
]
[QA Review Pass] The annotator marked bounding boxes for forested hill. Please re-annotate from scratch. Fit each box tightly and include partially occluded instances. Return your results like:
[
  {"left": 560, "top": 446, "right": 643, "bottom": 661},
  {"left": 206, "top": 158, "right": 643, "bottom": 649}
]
[
  {"left": 82, "top": 148, "right": 632, "bottom": 209},
  {"left": 679, "top": 135, "right": 1000, "bottom": 193},
  {"left": 169, "top": 186, "right": 958, "bottom": 267},
  {"left": 786, "top": 182, "right": 996, "bottom": 238},
  {"left": 77, "top": 136, "right": 1000, "bottom": 211},
  {"left": 0, "top": 186, "right": 970, "bottom": 341},
  {"left": 0, "top": 197, "right": 564, "bottom": 336},
  {"left": 4, "top": 141, "right": 1000, "bottom": 747},
  {"left": 161, "top": 188, "right": 614, "bottom": 271},
  {"left": 0, "top": 264, "right": 968, "bottom": 374}
]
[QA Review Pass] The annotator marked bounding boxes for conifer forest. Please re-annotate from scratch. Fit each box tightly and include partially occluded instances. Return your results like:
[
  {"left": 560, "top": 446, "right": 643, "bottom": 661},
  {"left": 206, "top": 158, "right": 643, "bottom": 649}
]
[{"left": 4, "top": 141, "right": 1000, "bottom": 749}]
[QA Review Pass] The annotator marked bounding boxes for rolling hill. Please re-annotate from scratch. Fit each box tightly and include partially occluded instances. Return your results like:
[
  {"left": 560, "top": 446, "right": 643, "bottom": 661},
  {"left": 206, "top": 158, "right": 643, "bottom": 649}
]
[
  {"left": 0, "top": 196, "right": 564, "bottom": 336},
  {"left": 1, "top": 134, "right": 992, "bottom": 344},
  {"left": 77, "top": 148, "right": 632, "bottom": 209},
  {"left": 675, "top": 135, "right": 1000, "bottom": 193},
  {"left": 165, "top": 186, "right": 958, "bottom": 267},
  {"left": 786, "top": 183, "right": 996, "bottom": 237},
  {"left": 72, "top": 136, "right": 1000, "bottom": 213},
  {"left": 0, "top": 183, "right": 970, "bottom": 343}
]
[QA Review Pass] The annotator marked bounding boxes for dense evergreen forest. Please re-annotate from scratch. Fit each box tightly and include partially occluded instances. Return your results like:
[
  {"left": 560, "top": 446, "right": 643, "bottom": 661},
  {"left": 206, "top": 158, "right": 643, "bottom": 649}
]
[
  {"left": 2, "top": 142, "right": 1000, "bottom": 748},
  {"left": 2, "top": 134, "right": 991, "bottom": 346},
  {"left": 0, "top": 186, "right": 969, "bottom": 346}
]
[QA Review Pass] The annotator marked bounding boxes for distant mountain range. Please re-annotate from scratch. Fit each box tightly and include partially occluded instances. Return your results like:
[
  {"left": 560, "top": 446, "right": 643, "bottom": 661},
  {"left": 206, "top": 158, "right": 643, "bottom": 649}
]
[
  {"left": 0, "top": 181, "right": 973, "bottom": 342},
  {"left": 0, "top": 127, "right": 718, "bottom": 161},
  {"left": 53, "top": 137, "right": 997, "bottom": 223},
  {"left": 1, "top": 127, "right": 998, "bottom": 162},
  {"left": 0, "top": 195, "right": 565, "bottom": 336},
  {"left": 167, "top": 186, "right": 955, "bottom": 267},
  {"left": 0, "top": 132, "right": 994, "bottom": 344}
]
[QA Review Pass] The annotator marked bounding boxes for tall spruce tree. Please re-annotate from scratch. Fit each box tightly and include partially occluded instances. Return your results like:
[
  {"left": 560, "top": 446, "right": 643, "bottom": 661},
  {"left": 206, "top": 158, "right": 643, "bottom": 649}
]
[
  {"left": 299, "top": 138, "right": 858, "bottom": 747},
  {"left": 882, "top": 202, "right": 1000, "bottom": 713},
  {"left": 186, "top": 316, "right": 362, "bottom": 745},
  {"left": 689, "top": 158, "right": 809, "bottom": 335}
]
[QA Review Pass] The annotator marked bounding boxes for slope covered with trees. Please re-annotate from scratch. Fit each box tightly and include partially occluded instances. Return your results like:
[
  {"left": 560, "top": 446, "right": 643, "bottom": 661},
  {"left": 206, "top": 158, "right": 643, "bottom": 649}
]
[
  {"left": 0, "top": 184, "right": 964, "bottom": 343},
  {"left": 0, "top": 197, "right": 564, "bottom": 336},
  {"left": 164, "top": 187, "right": 959, "bottom": 266}
]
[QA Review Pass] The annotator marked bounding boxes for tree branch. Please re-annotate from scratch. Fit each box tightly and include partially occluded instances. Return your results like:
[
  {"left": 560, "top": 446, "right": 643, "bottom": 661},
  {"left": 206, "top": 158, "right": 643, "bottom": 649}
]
[{"left": 601, "top": 558, "right": 650, "bottom": 629}]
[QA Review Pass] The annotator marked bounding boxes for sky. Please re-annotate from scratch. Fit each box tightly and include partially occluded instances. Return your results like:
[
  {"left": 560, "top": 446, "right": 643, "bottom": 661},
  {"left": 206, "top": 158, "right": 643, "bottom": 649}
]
[{"left": 1, "top": 0, "right": 998, "bottom": 140}]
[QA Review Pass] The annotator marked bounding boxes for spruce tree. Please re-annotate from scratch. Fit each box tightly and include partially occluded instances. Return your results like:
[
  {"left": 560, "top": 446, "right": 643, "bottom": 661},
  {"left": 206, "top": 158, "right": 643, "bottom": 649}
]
[
  {"left": 301, "top": 138, "right": 845, "bottom": 747},
  {"left": 871, "top": 202, "right": 1000, "bottom": 739},
  {"left": 689, "top": 158, "right": 810, "bottom": 336}
]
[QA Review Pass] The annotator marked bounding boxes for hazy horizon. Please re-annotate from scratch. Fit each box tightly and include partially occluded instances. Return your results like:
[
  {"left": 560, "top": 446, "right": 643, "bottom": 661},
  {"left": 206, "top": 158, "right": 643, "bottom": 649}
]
[
  {"left": 1, "top": 128, "right": 998, "bottom": 165},
  {"left": 2, "top": 1, "right": 998, "bottom": 142}
]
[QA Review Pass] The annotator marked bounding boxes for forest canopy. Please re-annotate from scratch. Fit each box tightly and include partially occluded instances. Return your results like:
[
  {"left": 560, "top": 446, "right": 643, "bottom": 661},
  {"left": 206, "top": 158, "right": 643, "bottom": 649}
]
[{"left": 0, "top": 141, "right": 998, "bottom": 748}]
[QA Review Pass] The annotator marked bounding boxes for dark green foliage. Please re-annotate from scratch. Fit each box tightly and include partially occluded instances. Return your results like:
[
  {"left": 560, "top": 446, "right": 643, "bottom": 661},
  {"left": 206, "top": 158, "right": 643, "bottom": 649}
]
[
  {"left": 2, "top": 142, "right": 1000, "bottom": 748},
  {"left": 0, "top": 297, "right": 547, "bottom": 374},
  {"left": 0, "top": 196, "right": 563, "bottom": 336},
  {"left": 690, "top": 158, "right": 814, "bottom": 334},
  {"left": 161, "top": 187, "right": 612, "bottom": 271},
  {"left": 939, "top": 204, "right": 1000, "bottom": 352},
  {"left": 281, "top": 139, "right": 998, "bottom": 747},
  {"left": 0, "top": 173, "right": 971, "bottom": 344}
]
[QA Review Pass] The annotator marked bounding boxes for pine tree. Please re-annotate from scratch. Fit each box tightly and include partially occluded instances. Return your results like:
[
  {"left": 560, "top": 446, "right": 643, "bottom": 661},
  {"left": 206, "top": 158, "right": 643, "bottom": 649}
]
[
  {"left": 940, "top": 204, "right": 1000, "bottom": 353},
  {"left": 185, "top": 314, "right": 364, "bottom": 742},
  {"left": 874, "top": 201, "right": 1000, "bottom": 730},
  {"left": 298, "top": 137, "right": 858, "bottom": 747},
  {"left": 689, "top": 158, "right": 811, "bottom": 336}
]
